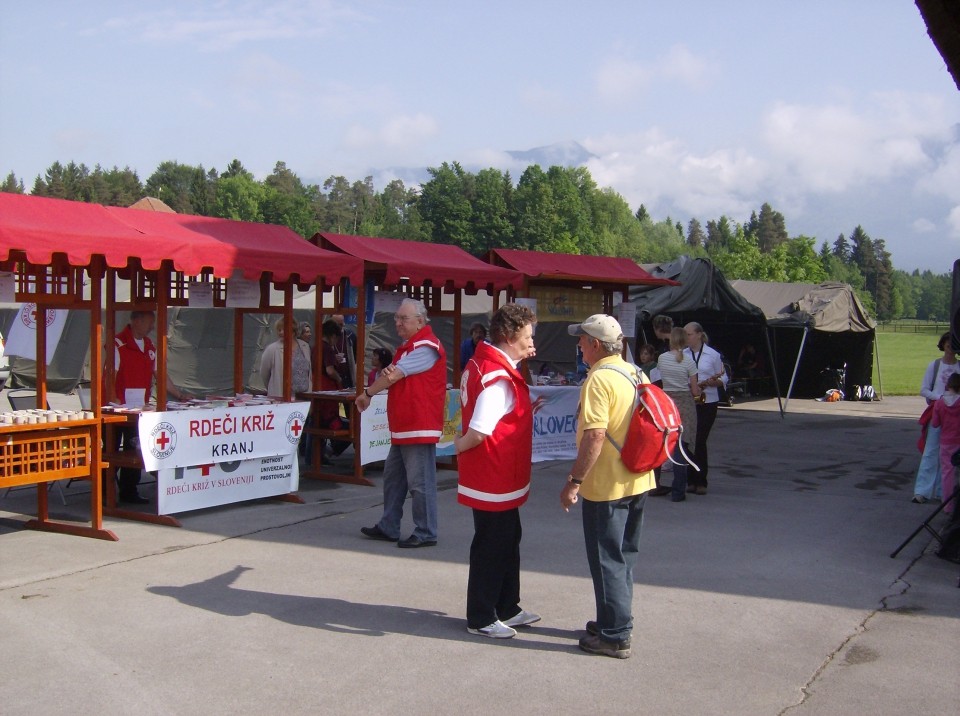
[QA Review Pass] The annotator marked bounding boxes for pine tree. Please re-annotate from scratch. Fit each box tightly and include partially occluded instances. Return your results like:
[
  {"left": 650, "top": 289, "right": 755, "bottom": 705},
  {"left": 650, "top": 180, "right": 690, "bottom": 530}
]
[
  {"left": 832, "top": 233, "right": 850, "bottom": 262},
  {"left": 756, "top": 202, "right": 788, "bottom": 252},
  {"left": 1, "top": 172, "right": 25, "bottom": 193},
  {"left": 687, "top": 218, "right": 706, "bottom": 248}
]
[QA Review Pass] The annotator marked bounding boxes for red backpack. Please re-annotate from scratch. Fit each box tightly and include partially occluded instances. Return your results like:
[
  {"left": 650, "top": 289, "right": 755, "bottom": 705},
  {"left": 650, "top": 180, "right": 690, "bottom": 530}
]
[{"left": 598, "top": 365, "right": 699, "bottom": 473}]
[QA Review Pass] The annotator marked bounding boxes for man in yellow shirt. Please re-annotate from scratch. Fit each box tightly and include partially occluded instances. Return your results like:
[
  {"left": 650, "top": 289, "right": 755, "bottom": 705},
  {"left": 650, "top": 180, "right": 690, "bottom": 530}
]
[{"left": 560, "top": 314, "right": 655, "bottom": 659}]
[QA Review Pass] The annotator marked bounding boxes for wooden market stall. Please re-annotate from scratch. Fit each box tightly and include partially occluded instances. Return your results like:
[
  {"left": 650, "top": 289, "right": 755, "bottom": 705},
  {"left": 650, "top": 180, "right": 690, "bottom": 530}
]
[
  {"left": 0, "top": 193, "right": 363, "bottom": 535},
  {"left": 0, "top": 193, "right": 157, "bottom": 540},
  {"left": 307, "top": 232, "right": 525, "bottom": 485},
  {"left": 487, "top": 248, "right": 678, "bottom": 377}
]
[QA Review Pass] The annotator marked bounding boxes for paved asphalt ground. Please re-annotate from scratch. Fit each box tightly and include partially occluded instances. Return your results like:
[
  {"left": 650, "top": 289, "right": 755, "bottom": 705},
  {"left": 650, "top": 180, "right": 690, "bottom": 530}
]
[{"left": 1, "top": 392, "right": 959, "bottom": 715}]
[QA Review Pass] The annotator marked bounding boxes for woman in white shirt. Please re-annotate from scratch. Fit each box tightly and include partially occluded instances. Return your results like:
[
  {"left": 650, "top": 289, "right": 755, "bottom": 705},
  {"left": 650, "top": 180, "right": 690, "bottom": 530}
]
[
  {"left": 658, "top": 328, "right": 701, "bottom": 501},
  {"left": 684, "top": 322, "right": 727, "bottom": 495}
]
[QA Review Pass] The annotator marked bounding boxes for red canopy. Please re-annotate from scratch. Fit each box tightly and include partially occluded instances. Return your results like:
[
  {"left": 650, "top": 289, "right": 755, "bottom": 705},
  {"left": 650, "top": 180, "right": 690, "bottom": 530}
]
[
  {"left": 489, "top": 248, "right": 678, "bottom": 287},
  {"left": 0, "top": 193, "right": 362, "bottom": 285},
  {"left": 315, "top": 232, "right": 524, "bottom": 293}
]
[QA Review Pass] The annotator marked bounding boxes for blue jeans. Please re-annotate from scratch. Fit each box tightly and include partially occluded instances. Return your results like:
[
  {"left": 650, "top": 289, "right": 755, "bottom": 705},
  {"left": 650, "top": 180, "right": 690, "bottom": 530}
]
[
  {"left": 377, "top": 442, "right": 438, "bottom": 541},
  {"left": 581, "top": 492, "right": 646, "bottom": 642},
  {"left": 914, "top": 425, "right": 942, "bottom": 500}
]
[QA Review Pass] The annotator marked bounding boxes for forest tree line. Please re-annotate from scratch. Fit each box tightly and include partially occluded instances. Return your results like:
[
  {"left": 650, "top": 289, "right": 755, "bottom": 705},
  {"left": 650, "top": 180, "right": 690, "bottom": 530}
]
[{"left": 1, "top": 158, "right": 953, "bottom": 322}]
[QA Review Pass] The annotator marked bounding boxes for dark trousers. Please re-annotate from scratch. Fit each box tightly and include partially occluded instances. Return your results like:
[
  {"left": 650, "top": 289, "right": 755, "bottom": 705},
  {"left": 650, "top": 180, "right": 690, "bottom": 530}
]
[
  {"left": 117, "top": 425, "right": 142, "bottom": 498},
  {"left": 466, "top": 508, "right": 522, "bottom": 629},
  {"left": 692, "top": 402, "right": 719, "bottom": 487}
]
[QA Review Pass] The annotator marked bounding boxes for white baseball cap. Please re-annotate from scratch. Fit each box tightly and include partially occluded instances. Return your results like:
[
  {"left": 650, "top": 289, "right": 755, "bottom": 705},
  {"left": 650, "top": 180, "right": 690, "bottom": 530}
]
[{"left": 567, "top": 314, "right": 623, "bottom": 343}]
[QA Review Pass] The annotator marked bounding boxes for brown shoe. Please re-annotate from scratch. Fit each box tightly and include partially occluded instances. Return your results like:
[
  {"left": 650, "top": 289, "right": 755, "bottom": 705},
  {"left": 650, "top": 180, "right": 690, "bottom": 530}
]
[
  {"left": 695, "top": 486, "right": 708, "bottom": 495},
  {"left": 578, "top": 633, "right": 631, "bottom": 659}
]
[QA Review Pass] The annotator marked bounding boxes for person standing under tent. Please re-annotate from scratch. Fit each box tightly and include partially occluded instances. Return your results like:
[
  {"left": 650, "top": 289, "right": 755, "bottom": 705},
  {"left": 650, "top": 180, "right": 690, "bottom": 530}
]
[
  {"left": 331, "top": 314, "right": 357, "bottom": 389},
  {"left": 110, "top": 310, "right": 191, "bottom": 504},
  {"left": 460, "top": 322, "right": 488, "bottom": 371},
  {"left": 259, "top": 318, "right": 312, "bottom": 399}
]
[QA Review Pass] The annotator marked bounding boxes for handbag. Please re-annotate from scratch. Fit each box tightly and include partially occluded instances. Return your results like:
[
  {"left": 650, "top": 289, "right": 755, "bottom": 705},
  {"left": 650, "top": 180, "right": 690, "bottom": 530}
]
[
  {"left": 918, "top": 404, "right": 934, "bottom": 453},
  {"left": 917, "top": 360, "right": 941, "bottom": 452}
]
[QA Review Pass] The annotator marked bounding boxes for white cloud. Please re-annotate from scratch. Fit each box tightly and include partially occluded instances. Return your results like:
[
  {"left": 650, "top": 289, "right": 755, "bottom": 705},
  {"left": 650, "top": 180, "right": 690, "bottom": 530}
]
[
  {"left": 519, "top": 83, "right": 569, "bottom": 114},
  {"left": 761, "top": 93, "right": 952, "bottom": 193},
  {"left": 658, "top": 44, "right": 711, "bottom": 87},
  {"left": 595, "top": 57, "right": 652, "bottom": 103},
  {"left": 916, "top": 140, "right": 960, "bottom": 202},
  {"left": 912, "top": 217, "right": 937, "bottom": 233},
  {"left": 594, "top": 43, "right": 711, "bottom": 104},
  {"left": 947, "top": 205, "right": 960, "bottom": 239},
  {"left": 582, "top": 129, "right": 766, "bottom": 219},
  {"left": 344, "top": 113, "right": 439, "bottom": 150},
  {"left": 100, "top": 1, "right": 370, "bottom": 52},
  {"left": 52, "top": 127, "right": 102, "bottom": 157}
]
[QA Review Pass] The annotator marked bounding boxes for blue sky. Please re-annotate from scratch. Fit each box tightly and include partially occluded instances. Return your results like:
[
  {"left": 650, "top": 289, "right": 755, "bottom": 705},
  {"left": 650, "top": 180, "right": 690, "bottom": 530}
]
[{"left": 2, "top": 1, "right": 959, "bottom": 273}]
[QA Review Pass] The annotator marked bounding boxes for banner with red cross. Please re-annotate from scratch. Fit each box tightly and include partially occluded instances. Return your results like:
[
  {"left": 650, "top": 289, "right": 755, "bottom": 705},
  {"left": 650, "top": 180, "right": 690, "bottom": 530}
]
[{"left": 137, "top": 402, "right": 310, "bottom": 472}]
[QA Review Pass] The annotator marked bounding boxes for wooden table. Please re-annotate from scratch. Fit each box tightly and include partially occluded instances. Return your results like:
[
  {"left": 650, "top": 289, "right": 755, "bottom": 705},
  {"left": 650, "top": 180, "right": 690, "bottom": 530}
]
[{"left": 0, "top": 418, "right": 117, "bottom": 541}]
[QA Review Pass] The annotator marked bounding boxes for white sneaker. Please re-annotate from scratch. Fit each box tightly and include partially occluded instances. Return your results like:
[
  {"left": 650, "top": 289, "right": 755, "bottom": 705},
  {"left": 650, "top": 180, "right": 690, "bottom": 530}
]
[
  {"left": 467, "top": 620, "right": 517, "bottom": 639},
  {"left": 502, "top": 610, "right": 541, "bottom": 628}
]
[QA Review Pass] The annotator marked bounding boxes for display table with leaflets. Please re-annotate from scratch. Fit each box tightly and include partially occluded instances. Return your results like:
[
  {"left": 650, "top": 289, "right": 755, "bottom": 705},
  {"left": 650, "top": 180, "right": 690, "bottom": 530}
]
[{"left": 101, "top": 396, "right": 308, "bottom": 523}]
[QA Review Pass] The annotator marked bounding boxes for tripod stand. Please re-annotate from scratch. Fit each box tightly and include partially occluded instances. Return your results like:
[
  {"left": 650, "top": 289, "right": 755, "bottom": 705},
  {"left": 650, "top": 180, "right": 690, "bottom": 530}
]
[{"left": 891, "top": 486, "right": 960, "bottom": 587}]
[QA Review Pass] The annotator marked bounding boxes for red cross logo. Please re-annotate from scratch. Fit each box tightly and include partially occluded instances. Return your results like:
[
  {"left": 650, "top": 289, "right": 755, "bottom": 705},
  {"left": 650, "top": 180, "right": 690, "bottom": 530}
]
[
  {"left": 290, "top": 419, "right": 302, "bottom": 437},
  {"left": 149, "top": 421, "right": 177, "bottom": 459}
]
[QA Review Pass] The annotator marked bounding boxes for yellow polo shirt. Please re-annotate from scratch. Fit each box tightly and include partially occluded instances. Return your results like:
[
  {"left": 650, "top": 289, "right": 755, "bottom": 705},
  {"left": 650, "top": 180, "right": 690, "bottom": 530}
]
[{"left": 577, "top": 354, "right": 656, "bottom": 501}]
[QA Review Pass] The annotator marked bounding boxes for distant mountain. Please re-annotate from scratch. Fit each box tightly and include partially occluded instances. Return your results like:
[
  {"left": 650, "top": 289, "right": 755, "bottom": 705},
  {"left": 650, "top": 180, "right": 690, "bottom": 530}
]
[
  {"left": 505, "top": 140, "right": 597, "bottom": 167},
  {"left": 321, "top": 140, "right": 598, "bottom": 191}
]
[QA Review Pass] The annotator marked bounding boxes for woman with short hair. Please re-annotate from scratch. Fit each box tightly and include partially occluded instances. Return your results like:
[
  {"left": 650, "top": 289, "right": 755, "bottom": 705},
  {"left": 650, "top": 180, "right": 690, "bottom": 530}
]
[{"left": 455, "top": 304, "right": 539, "bottom": 639}]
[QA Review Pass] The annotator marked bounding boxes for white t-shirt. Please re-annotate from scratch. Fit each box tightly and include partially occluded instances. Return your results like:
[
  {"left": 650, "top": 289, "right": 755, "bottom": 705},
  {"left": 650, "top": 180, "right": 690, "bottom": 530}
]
[{"left": 468, "top": 345, "right": 518, "bottom": 436}]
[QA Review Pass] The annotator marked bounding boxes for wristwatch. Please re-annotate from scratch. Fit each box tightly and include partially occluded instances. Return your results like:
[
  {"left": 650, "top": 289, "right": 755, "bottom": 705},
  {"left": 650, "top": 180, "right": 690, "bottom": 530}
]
[{"left": 568, "top": 475, "right": 583, "bottom": 485}]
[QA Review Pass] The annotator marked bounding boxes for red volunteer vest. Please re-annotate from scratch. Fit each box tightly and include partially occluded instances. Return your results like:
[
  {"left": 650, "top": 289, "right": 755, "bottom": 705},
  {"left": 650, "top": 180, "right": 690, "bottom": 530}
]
[
  {"left": 457, "top": 341, "right": 532, "bottom": 511},
  {"left": 113, "top": 324, "right": 156, "bottom": 403},
  {"left": 387, "top": 324, "right": 447, "bottom": 444}
]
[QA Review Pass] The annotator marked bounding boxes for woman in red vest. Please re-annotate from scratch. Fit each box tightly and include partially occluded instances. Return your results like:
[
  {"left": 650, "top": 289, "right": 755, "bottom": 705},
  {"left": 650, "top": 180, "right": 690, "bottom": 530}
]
[{"left": 454, "top": 303, "right": 539, "bottom": 639}]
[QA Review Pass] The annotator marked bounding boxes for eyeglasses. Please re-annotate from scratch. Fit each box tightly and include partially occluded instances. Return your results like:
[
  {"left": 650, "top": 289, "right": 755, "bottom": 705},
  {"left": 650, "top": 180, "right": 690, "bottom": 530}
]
[{"left": 394, "top": 313, "right": 418, "bottom": 322}]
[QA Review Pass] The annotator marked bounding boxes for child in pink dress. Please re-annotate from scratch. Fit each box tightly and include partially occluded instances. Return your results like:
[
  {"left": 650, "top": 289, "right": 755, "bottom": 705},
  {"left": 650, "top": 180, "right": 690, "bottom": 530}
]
[{"left": 932, "top": 373, "right": 960, "bottom": 513}]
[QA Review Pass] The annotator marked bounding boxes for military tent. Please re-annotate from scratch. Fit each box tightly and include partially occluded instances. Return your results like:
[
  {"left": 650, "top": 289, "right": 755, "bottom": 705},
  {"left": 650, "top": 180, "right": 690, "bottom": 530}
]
[{"left": 729, "top": 280, "right": 878, "bottom": 400}]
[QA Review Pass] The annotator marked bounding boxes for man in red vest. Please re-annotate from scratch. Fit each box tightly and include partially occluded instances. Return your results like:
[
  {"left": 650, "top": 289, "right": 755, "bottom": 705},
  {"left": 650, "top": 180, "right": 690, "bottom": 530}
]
[
  {"left": 356, "top": 298, "right": 446, "bottom": 548},
  {"left": 111, "top": 310, "right": 190, "bottom": 504}
]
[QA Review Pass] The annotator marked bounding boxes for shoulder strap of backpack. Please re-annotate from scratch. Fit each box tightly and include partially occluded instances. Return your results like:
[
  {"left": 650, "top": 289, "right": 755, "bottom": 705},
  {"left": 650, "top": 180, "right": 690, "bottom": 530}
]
[{"left": 595, "top": 364, "right": 639, "bottom": 453}]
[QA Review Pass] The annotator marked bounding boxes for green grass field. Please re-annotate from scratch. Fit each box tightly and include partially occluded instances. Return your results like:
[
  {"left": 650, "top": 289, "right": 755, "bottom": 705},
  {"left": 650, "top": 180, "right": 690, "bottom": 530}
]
[{"left": 874, "top": 327, "right": 947, "bottom": 395}]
